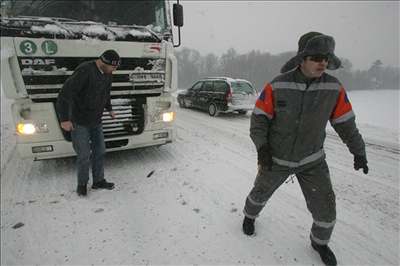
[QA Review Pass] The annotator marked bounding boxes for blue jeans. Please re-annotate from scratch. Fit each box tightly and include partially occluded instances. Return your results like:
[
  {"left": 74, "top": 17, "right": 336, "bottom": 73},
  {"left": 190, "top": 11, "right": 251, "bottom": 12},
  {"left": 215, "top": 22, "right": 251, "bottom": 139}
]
[{"left": 71, "top": 124, "right": 105, "bottom": 185}]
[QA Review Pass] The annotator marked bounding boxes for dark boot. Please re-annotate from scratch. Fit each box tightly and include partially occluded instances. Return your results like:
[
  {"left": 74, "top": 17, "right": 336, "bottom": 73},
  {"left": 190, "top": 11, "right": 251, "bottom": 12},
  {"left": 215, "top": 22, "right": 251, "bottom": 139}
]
[
  {"left": 311, "top": 241, "right": 337, "bottom": 266},
  {"left": 242, "top": 217, "right": 255, "bottom": 235},
  {"left": 77, "top": 184, "right": 87, "bottom": 196},
  {"left": 92, "top": 179, "right": 115, "bottom": 190}
]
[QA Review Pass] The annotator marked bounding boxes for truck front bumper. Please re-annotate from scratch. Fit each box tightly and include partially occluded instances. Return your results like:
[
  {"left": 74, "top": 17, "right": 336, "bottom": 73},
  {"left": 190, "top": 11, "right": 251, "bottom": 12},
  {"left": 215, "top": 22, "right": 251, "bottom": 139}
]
[{"left": 16, "top": 128, "right": 174, "bottom": 160}]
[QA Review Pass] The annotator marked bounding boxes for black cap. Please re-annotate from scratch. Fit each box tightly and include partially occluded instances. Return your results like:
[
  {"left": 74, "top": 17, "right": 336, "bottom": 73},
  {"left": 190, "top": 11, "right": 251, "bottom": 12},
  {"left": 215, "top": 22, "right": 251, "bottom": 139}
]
[{"left": 100, "top": 49, "right": 121, "bottom": 67}]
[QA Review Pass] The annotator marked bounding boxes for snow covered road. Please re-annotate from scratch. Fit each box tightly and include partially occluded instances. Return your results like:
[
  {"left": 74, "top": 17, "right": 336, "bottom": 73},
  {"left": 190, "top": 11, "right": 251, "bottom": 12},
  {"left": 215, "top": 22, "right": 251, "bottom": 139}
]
[{"left": 1, "top": 97, "right": 399, "bottom": 265}]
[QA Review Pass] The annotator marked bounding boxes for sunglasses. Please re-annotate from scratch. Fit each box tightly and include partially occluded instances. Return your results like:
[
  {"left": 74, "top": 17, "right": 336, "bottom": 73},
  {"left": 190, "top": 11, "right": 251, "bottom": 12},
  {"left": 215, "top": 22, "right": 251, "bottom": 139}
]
[{"left": 308, "top": 55, "right": 329, "bottom": 63}]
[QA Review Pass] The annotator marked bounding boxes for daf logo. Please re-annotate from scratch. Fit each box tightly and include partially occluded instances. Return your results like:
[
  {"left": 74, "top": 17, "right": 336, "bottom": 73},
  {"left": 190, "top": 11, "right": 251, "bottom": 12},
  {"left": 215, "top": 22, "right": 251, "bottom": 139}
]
[{"left": 21, "top": 58, "right": 56, "bottom": 66}]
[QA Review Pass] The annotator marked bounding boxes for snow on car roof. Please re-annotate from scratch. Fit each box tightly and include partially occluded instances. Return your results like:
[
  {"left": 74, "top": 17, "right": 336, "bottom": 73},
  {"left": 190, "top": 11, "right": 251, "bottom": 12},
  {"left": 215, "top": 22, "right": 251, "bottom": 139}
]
[
  {"left": 235, "top": 79, "right": 253, "bottom": 85},
  {"left": 202, "top": 77, "right": 252, "bottom": 85}
]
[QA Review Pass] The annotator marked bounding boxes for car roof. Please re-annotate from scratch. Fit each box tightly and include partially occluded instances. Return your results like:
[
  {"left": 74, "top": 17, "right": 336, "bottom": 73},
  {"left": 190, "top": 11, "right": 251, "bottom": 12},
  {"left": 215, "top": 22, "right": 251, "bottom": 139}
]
[
  {"left": 202, "top": 77, "right": 235, "bottom": 82},
  {"left": 200, "top": 77, "right": 252, "bottom": 84},
  {"left": 235, "top": 78, "right": 252, "bottom": 84}
]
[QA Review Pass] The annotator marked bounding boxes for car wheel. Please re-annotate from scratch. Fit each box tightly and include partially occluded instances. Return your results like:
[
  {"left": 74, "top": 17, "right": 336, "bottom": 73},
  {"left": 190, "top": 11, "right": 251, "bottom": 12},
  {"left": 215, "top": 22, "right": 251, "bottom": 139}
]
[
  {"left": 208, "top": 103, "right": 218, "bottom": 117},
  {"left": 238, "top": 110, "right": 247, "bottom": 115}
]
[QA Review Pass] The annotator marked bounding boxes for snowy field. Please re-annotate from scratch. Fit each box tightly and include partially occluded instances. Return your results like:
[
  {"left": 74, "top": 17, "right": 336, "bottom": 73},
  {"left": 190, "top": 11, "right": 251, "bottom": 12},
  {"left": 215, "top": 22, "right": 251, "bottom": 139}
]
[{"left": 1, "top": 89, "right": 399, "bottom": 265}]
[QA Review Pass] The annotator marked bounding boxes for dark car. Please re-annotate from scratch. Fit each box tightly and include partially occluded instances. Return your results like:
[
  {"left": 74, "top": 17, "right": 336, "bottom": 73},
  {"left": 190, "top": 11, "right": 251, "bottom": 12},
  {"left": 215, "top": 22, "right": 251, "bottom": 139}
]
[{"left": 177, "top": 77, "right": 257, "bottom": 116}]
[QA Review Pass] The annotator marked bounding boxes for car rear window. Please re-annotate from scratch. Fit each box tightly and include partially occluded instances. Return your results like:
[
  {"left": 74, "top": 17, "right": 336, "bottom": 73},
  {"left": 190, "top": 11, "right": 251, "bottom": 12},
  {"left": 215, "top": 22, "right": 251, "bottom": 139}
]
[{"left": 231, "top": 82, "right": 255, "bottom": 94}]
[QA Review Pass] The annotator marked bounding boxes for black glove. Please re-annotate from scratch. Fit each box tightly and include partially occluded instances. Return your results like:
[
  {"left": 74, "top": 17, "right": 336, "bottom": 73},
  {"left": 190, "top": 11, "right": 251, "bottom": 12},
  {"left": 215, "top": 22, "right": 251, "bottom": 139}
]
[
  {"left": 258, "top": 145, "right": 273, "bottom": 170},
  {"left": 354, "top": 155, "right": 368, "bottom": 174}
]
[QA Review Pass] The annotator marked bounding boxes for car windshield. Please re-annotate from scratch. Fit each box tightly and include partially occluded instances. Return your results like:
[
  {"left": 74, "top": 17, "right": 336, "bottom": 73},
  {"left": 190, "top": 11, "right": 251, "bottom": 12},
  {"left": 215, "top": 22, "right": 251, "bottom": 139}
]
[
  {"left": 231, "top": 81, "right": 255, "bottom": 94},
  {"left": 1, "top": 0, "right": 170, "bottom": 36}
]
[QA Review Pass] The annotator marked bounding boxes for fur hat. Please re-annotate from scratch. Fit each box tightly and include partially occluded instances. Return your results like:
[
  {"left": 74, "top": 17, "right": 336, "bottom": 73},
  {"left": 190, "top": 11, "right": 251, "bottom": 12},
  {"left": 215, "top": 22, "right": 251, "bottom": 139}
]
[
  {"left": 100, "top": 49, "right": 121, "bottom": 67},
  {"left": 280, "top": 32, "right": 341, "bottom": 73}
]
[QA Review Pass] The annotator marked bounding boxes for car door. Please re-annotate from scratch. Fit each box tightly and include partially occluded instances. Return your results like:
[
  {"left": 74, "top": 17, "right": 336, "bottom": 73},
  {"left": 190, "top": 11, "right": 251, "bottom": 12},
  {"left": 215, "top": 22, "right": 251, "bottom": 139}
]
[
  {"left": 198, "top": 81, "right": 213, "bottom": 110},
  {"left": 186, "top": 81, "right": 203, "bottom": 107},
  {"left": 213, "top": 80, "right": 229, "bottom": 110}
]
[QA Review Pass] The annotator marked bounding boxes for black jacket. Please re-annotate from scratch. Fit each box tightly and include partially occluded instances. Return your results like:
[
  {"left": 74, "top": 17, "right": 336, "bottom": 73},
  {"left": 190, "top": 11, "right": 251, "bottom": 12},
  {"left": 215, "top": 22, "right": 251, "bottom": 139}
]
[{"left": 56, "top": 61, "right": 112, "bottom": 127}]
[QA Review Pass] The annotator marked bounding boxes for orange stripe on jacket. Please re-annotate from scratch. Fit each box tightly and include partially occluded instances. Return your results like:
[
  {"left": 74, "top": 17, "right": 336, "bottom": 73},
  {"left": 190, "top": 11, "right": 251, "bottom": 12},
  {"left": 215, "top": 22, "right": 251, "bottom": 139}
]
[
  {"left": 255, "top": 83, "right": 274, "bottom": 118},
  {"left": 331, "top": 87, "right": 352, "bottom": 120}
]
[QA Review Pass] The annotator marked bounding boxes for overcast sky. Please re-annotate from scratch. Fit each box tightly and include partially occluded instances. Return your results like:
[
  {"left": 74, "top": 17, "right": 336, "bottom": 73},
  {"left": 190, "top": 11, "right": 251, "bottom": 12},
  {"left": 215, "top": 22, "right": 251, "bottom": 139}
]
[{"left": 177, "top": 1, "right": 399, "bottom": 70}]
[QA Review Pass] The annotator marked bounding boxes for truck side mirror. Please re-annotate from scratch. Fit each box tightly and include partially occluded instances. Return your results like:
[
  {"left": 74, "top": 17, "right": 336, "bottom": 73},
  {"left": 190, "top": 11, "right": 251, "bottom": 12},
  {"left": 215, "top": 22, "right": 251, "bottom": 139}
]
[{"left": 173, "top": 3, "right": 183, "bottom": 27}]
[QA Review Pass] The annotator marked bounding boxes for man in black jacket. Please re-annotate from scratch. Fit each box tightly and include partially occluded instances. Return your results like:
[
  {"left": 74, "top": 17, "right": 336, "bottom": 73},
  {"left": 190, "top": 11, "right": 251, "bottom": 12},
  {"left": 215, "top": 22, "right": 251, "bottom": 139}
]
[{"left": 57, "top": 50, "right": 120, "bottom": 196}]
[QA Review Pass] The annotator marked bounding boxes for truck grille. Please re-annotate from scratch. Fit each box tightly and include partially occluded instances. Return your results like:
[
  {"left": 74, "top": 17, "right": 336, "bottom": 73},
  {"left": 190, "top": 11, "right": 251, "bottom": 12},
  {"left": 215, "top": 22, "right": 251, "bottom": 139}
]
[
  {"left": 102, "top": 97, "right": 145, "bottom": 139},
  {"left": 19, "top": 57, "right": 165, "bottom": 140}
]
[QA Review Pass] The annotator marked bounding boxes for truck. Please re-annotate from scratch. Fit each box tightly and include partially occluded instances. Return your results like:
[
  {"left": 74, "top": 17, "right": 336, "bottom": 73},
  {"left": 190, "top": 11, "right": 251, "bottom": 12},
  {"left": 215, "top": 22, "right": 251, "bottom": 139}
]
[{"left": 0, "top": 0, "right": 183, "bottom": 160}]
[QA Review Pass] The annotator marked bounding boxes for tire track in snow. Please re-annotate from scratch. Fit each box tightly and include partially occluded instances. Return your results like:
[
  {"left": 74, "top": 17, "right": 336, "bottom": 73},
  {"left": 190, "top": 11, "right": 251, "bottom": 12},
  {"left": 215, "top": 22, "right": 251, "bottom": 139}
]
[
  {"left": 1, "top": 145, "right": 17, "bottom": 176},
  {"left": 327, "top": 131, "right": 399, "bottom": 156}
]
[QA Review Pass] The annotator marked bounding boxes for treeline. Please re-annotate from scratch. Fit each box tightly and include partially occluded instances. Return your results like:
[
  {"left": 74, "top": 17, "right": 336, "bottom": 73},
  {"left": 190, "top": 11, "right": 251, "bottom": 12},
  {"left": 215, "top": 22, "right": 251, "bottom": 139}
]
[{"left": 176, "top": 47, "right": 399, "bottom": 91}]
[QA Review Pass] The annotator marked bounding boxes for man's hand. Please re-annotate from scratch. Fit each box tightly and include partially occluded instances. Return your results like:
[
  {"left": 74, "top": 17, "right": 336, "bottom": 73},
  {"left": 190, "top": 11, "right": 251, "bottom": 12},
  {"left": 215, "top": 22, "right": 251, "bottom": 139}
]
[
  {"left": 354, "top": 155, "right": 368, "bottom": 174},
  {"left": 258, "top": 145, "right": 273, "bottom": 170},
  {"left": 110, "top": 111, "right": 116, "bottom": 119},
  {"left": 60, "top": 121, "right": 74, "bottom": 131}
]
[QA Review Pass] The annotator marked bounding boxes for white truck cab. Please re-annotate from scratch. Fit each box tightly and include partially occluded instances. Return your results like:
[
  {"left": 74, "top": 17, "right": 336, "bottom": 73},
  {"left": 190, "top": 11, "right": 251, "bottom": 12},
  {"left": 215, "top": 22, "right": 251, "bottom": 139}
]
[{"left": 0, "top": 0, "right": 183, "bottom": 160}]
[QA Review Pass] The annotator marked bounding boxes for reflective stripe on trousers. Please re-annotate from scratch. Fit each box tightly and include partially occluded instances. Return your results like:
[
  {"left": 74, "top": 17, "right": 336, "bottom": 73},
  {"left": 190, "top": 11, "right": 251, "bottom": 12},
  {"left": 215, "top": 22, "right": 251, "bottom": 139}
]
[{"left": 243, "top": 159, "right": 336, "bottom": 243}]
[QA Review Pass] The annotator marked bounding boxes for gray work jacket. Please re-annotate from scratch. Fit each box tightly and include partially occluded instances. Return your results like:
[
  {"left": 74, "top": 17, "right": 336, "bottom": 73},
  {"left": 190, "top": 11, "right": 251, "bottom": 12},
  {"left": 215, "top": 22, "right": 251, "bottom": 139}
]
[{"left": 251, "top": 67, "right": 366, "bottom": 168}]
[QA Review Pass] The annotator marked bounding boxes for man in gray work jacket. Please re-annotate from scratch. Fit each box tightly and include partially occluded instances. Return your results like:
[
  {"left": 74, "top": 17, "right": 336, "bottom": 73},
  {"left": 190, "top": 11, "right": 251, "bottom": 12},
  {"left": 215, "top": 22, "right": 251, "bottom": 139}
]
[
  {"left": 57, "top": 50, "right": 120, "bottom": 196},
  {"left": 242, "top": 32, "right": 368, "bottom": 266}
]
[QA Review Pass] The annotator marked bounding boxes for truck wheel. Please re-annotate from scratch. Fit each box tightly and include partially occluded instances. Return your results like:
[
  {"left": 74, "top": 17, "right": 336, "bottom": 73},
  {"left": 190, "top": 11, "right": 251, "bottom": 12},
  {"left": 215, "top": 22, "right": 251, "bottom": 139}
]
[{"left": 208, "top": 103, "right": 218, "bottom": 117}]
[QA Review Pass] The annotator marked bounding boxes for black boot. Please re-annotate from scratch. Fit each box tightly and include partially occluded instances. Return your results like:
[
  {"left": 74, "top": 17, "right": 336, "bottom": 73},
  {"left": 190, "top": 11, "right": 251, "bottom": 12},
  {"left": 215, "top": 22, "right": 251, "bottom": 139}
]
[
  {"left": 242, "top": 217, "right": 255, "bottom": 235},
  {"left": 92, "top": 179, "right": 115, "bottom": 190},
  {"left": 77, "top": 184, "right": 87, "bottom": 196},
  {"left": 311, "top": 241, "right": 337, "bottom": 266}
]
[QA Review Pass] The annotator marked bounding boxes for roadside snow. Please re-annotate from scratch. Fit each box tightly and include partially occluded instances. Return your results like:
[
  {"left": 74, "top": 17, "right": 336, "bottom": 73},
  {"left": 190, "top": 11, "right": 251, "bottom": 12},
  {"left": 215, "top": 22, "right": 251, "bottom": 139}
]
[
  {"left": 0, "top": 90, "right": 16, "bottom": 173},
  {"left": 1, "top": 89, "right": 399, "bottom": 265},
  {"left": 347, "top": 89, "right": 399, "bottom": 131}
]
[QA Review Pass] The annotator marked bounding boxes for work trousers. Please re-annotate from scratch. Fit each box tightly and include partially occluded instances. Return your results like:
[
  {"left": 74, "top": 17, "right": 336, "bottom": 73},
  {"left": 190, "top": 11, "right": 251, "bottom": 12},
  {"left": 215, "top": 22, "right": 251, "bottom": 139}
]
[
  {"left": 71, "top": 124, "right": 106, "bottom": 186},
  {"left": 243, "top": 159, "right": 336, "bottom": 245}
]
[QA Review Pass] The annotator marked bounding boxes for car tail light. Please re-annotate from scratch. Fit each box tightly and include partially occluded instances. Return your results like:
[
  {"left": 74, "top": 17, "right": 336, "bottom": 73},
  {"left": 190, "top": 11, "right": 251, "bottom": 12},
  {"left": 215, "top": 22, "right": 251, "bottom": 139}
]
[{"left": 226, "top": 87, "right": 233, "bottom": 102}]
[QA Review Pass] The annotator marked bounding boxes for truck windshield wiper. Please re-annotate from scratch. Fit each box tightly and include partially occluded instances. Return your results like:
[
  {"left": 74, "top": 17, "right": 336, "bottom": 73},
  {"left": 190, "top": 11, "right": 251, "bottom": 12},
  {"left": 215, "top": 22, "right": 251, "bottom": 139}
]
[
  {"left": 105, "top": 23, "right": 162, "bottom": 42},
  {"left": 0, "top": 15, "right": 78, "bottom": 37},
  {"left": 59, "top": 21, "right": 161, "bottom": 42},
  {"left": 2, "top": 15, "right": 78, "bottom": 23},
  {"left": 1, "top": 16, "right": 161, "bottom": 42},
  {"left": 128, "top": 25, "right": 162, "bottom": 42}
]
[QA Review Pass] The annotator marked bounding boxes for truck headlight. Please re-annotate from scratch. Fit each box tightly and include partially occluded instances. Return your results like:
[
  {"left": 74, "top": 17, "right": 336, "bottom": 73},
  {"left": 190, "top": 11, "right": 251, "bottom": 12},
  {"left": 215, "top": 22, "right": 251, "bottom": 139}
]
[
  {"left": 16, "top": 122, "right": 49, "bottom": 135},
  {"left": 162, "top": 112, "right": 174, "bottom": 122},
  {"left": 17, "top": 123, "right": 36, "bottom": 135}
]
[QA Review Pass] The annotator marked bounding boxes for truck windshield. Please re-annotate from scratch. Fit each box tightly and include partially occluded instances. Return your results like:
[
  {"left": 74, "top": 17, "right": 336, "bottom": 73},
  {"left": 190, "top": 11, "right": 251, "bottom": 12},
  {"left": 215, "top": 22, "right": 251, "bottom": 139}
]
[{"left": 1, "top": 0, "right": 169, "bottom": 36}]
